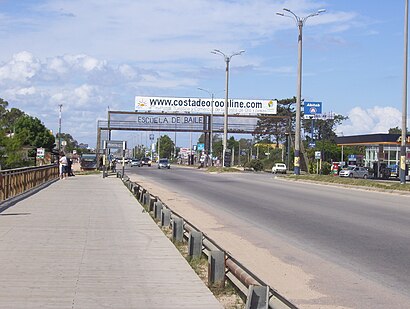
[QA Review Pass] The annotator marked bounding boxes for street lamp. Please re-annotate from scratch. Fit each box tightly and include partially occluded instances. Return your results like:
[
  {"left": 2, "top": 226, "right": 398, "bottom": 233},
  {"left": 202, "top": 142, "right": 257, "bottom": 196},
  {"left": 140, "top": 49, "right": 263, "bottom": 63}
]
[
  {"left": 277, "top": 8, "right": 325, "bottom": 175},
  {"left": 211, "top": 49, "right": 245, "bottom": 167},
  {"left": 198, "top": 87, "right": 214, "bottom": 164},
  {"left": 401, "top": 0, "right": 409, "bottom": 184},
  {"left": 58, "top": 104, "right": 63, "bottom": 154}
]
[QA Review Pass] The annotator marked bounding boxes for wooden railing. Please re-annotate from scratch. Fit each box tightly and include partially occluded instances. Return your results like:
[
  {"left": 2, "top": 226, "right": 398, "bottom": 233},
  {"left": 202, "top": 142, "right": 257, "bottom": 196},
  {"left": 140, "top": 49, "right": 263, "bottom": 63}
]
[{"left": 0, "top": 165, "right": 59, "bottom": 203}]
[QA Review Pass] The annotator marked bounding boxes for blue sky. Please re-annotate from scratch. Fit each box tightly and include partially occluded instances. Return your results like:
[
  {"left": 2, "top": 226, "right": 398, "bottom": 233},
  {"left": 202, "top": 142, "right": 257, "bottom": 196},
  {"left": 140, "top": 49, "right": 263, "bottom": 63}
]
[{"left": 0, "top": 0, "right": 409, "bottom": 147}]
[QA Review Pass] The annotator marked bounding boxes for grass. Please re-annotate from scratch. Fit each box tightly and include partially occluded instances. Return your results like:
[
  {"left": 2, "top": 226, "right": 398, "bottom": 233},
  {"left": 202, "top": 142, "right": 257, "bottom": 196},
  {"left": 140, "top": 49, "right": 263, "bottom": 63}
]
[
  {"left": 207, "top": 166, "right": 242, "bottom": 173},
  {"left": 73, "top": 170, "right": 101, "bottom": 175},
  {"left": 287, "top": 174, "right": 410, "bottom": 192}
]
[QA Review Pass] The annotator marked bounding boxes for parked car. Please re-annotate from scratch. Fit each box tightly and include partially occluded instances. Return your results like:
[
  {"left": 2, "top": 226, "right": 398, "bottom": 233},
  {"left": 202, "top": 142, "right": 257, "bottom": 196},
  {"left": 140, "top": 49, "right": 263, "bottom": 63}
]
[
  {"left": 158, "top": 158, "right": 171, "bottom": 169},
  {"left": 140, "top": 157, "right": 152, "bottom": 167},
  {"left": 339, "top": 166, "right": 368, "bottom": 179},
  {"left": 272, "top": 163, "right": 287, "bottom": 174},
  {"left": 130, "top": 159, "right": 141, "bottom": 167}
]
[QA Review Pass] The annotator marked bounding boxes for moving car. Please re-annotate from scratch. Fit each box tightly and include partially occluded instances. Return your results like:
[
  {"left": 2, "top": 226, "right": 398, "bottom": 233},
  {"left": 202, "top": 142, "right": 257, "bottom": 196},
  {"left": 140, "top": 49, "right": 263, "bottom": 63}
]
[
  {"left": 272, "top": 163, "right": 287, "bottom": 174},
  {"left": 339, "top": 166, "right": 368, "bottom": 179},
  {"left": 140, "top": 157, "right": 152, "bottom": 167},
  {"left": 158, "top": 158, "right": 170, "bottom": 169},
  {"left": 130, "top": 158, "right": 141, "bottom": 167}
]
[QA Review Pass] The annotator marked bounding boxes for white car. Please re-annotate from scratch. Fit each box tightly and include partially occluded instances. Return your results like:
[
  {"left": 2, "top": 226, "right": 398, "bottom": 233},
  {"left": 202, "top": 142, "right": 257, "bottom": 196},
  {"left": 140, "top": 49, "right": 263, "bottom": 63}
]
[
  {"left": 272, "top": 163, "right": 287, "bottom": 174},
  {"left": 339, "top": 166, "right": 368, "bottom": 179}
]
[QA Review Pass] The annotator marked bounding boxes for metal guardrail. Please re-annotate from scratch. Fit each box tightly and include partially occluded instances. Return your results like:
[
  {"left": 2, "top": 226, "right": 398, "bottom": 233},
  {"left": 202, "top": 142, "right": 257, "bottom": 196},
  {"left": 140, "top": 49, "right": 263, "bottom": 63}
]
[
  {"left": 120, "top": 174, "right": 298, "bottom": 309},
  {"left": 0, "top": 164, "right": 59, "bottom": 203}
]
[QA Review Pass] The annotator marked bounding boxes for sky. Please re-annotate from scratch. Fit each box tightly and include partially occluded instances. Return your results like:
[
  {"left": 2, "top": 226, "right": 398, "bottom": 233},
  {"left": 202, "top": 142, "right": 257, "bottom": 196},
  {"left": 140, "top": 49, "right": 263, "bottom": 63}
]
[{"left": 0, "top": 0, "right": 409, "bottom": 148}]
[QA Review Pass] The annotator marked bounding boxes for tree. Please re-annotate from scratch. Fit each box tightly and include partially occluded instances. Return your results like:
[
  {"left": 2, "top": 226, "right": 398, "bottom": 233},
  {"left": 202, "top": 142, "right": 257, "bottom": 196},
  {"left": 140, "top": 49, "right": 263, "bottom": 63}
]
[
  {"left": 388, "top": 126, "right": 409, "bottom": 134},
  {"left": 14, "top": 115, "right": 55, "bottom": 150},
  {"left": 0, "top": 98, "right": 8, "bottom": 121},
  {"left": 56, "top": 133, "right": 78, "bottom": 152},
  {"left": 302, "top": 114, "right": 347, "bottom": 143},
  {"left": 254, "top": 98, "right": 295, "bottom": 146},
  {"left": 212, "top": 134, "right": 223, "bottom": 159},
  {"left": 156, "top": 135, "right": 175, "bottom": 159}
]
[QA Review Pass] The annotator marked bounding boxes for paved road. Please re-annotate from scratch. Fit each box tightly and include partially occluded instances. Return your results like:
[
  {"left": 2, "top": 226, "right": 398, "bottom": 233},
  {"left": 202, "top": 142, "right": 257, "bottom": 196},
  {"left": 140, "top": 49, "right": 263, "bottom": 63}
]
[{"left": 127, "top": 165, "right": 410, "bottom": 308}]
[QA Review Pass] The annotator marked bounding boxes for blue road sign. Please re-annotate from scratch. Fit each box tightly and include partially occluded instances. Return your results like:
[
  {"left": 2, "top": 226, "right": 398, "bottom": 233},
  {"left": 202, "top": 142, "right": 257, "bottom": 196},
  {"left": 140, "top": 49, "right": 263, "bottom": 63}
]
[
  {"left": 197, "top": 143, "right": 205, "bottom": 151},
  {"left": 304, "top": 102, "right": 322, "bottom": 115}
]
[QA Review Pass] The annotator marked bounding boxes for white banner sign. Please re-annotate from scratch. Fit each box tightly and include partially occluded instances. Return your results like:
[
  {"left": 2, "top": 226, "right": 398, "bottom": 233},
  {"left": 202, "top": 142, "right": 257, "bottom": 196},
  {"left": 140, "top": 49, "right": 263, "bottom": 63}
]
[{"left": 135, "top": 96, "right": 277, "bottom": 115}]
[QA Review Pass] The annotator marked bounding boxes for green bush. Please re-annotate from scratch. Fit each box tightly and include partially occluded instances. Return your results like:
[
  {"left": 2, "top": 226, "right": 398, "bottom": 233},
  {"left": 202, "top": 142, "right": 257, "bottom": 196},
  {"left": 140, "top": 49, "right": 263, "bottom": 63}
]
[
  {"left": 321, "top": 162, "right": 331, "bottom": 175},
  {"left": 249, "top": 159, "right": 264, "bottom": 172},
  {"left": 260, "top": 158, "right": 275, "bottom": 171}
]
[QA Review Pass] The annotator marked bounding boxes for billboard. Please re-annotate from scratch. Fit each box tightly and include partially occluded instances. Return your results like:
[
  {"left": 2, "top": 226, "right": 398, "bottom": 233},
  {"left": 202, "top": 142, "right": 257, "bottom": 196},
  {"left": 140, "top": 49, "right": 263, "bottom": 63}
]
[{"left": 135, "top": 96, "right": 277, "bottom": 115}]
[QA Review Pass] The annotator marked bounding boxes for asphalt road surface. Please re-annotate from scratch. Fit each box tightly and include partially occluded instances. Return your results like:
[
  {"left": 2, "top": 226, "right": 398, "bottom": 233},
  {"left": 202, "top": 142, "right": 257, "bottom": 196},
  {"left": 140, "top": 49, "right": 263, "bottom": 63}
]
[{"left": 126, "top": 164, "right": 410, "bottom": 308}]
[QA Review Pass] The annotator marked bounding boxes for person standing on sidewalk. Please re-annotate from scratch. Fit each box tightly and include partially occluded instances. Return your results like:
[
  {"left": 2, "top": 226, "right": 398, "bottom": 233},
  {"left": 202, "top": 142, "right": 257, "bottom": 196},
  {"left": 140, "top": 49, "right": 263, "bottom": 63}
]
[{"left": 59, "top": 153, "right": 68, "bottom": 179}]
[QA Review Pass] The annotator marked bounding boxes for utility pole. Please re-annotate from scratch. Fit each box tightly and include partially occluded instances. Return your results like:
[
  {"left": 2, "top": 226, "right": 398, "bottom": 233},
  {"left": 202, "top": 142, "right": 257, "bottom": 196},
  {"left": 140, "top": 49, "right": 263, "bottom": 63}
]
[{"left": 401, "top": 0, "right": 409, "bottom": 184}]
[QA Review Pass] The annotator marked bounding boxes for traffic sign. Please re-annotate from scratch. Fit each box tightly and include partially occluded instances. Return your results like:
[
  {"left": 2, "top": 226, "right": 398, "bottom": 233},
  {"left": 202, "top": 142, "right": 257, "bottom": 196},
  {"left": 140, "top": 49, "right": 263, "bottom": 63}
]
[
  {"left": 197, "top": 143, "right": 205, "bottom": 151},
  {"left": 304, "top": 102, "right": 322, "bottom": 115},
  {"left": 315, "top": 151, "right": 321, "bottom": 159},
  {"left": 36, "top": 148, "right": 45, "bottom": 158},
  {"left": 308, "top": 142, "right": 316, "bottom": 148}
]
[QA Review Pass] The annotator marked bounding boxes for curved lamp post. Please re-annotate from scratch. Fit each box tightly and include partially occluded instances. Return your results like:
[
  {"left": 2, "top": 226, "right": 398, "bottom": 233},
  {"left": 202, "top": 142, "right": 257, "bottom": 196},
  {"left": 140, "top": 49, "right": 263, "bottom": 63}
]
[
  {"left": 211, "top": 49, "right": 245, "bottom": 167},
  {"left": 277, "top": 8, "right": 325, "bottom": 175},
  {"left": 198, "top": 87, "right": 214, "bottom": 163}
]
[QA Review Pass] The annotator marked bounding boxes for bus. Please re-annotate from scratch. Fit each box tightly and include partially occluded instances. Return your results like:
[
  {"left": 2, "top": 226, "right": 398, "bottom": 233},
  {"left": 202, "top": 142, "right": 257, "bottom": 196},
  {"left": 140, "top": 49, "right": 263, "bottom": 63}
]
[{"left": 80, "top": 153, "right": 97, "bottom": 170}]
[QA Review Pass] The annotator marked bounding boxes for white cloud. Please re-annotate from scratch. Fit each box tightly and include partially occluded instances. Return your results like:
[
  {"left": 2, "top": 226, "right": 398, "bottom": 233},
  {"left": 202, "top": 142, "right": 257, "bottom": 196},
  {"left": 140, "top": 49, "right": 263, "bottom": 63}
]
[
  {"left": 0, "top": 1, "right": 365, "bottom": 146},
  {"left": 336, "top": 106, "right": 402, "bottom": 136},
  {"left": 0, "top": 51, "right": 41, "bottom": 84}
]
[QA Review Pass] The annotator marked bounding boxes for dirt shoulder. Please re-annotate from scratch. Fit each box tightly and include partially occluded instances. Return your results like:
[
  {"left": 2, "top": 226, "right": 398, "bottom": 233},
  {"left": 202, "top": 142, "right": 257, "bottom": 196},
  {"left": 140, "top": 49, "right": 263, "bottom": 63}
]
[{"left": 128, "top": 173, "right": 329, "bottom": 308}]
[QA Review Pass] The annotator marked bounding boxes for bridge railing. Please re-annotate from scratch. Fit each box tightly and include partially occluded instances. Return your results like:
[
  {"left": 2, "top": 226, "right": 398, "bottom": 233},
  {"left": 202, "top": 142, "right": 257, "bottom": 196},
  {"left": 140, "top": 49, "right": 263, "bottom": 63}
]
[{"left": 0, "top": 164, "right": 59, "bottom": 203}]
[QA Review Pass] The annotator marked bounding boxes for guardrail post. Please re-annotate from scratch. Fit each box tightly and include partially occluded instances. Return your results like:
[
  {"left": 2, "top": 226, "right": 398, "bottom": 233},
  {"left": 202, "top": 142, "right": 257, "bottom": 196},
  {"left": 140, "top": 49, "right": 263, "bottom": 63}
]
[
  {"left": 149, "top": 197, "right": 157, "bottom": 212},
  {"left": 154, "top": 201, "right": 163, "bottom": 220},
  {"left": 172, "top": 217, "right": 184, "bottom": 242},
  {"left": 161, "top": 208, "right": 171, "bottom": 227},
  {"left": 142, "top": 192, "right": 149, "bottom": 205},
  {"left": 188, "top": 231, "right": 203, "bottom": 258},
  {"left": 145, "top": 193, "right": 151, "bottom": 207},
  {"left": 132, "top": 184, "right": 139, "bottom": 196},
  {"left": 208, "top": 250, "right": 225, "bottom": 287},
  {"left": 139, "top": 189, "right": 146, "bottom": 203},
  {"left": 153, "top": 201, "right": 161, "bottom": 215},
  {"left": 245, "top": 285, "right": 269, "bottom": 309}
]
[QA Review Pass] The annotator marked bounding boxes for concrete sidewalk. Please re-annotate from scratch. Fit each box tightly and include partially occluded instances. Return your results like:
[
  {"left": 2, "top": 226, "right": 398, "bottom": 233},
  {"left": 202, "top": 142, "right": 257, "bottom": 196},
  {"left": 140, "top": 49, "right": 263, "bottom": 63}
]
[{"left": 0, "top": 174, "right": 222, "bottom": 309}]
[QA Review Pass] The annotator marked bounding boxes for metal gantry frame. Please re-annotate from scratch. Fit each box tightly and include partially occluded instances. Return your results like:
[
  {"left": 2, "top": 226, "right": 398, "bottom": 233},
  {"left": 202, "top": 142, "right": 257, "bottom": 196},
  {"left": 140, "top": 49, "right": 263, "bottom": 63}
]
[{"left": 96, "top": 111, "right": 291, "bottom": 168}]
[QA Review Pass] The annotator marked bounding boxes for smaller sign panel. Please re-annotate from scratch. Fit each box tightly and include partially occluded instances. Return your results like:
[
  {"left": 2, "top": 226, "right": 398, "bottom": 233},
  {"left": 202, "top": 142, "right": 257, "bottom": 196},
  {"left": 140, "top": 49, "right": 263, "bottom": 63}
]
[
  {"left": 304, "top": 112, "right": 335, "bottom": 120},
  {"left": 105, "top": 140, "right": 126, "bottom": 149},
  {"left": 197, "top": 143, "right": 205, "bottom": 151},
  {"left": 315, "top": 151, "right": 321, "bottom": 160}
]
